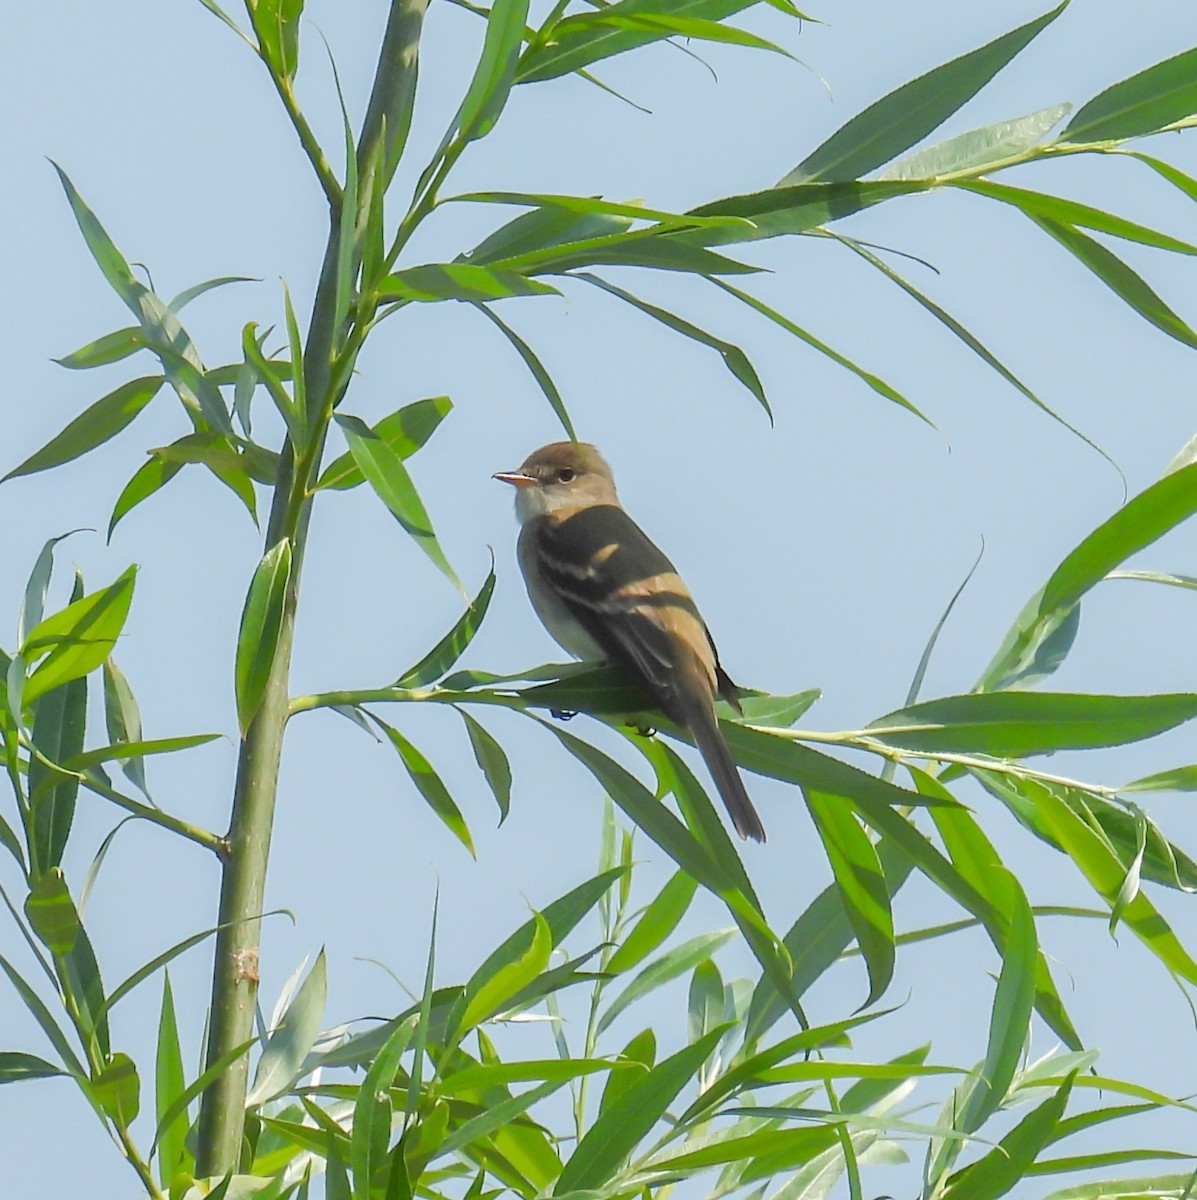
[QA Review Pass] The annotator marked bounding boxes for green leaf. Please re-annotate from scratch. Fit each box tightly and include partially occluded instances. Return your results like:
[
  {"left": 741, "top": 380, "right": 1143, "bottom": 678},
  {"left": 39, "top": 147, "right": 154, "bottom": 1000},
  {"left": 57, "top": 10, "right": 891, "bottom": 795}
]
[
  {"left": 28, "top": 669, "right": 87, "bottom": 873},
  {"left": 25, "top": 868, "right": 80, "bottom": 955},
  {"left": 879, "top": 104, "right": 1070, "bottom": 180},
  {"left": 868, "top": 691, "right": 1197, "bottom": 757},
  {"left": 782, "top": 4, "right": 1067, "bottom": 182},
  {"left": 66, "top": 734, "right": 221, "bottom": 772},
  {"left": 473, "top": 305, "right": 576, "bottom": 439},
  {"left": 0, "top": 1051, "right": 66, "bottom": 1085},
  {"left": 943, "top": 1075, "right": 1075, "bottom": 1200},
  {"left": 518, "top": 0, "right": 769, "bottom": 83},
  {"left": 249, "top": 0, "right": 304, "bottom": 80},
  {"left": 22, "top": 567, "right": 136, "bottom": 707},
  {"left": 234, "top": 539, "right": 292, "bottom": 735},
  {"left": 599, "top": 1029, "right": 655, "bottom": 1117},
  {"left": 108, "top": 457, "right": 183, "bottom": 539},
  {"left": 315, "top": 397, "right": 452, "bottom": 491},
  {"left": 395, "top": 568, "right": 495, "bottom": 687},
  {"left": 151, "top": 1036, "right": 258, "bottom": 1153},
  {"left": 805, "top": 791, "right": 894, "bottom": 1006},
  {"left": 1028, "top": 215, "right": 1197, "bottom": 350},
  {"left": 607, "top": 870, "right": 697, "bottom": 975},
  {"left": 958, "top": 179, "right": 1197, "bottom": 256},
  {"left": 464, "top": 203, "right": 630, "bottom": 265},
  {"left": 583, "top": 12, "right": 795, "bottom": 59},
  {"left": 1123, "top": 765, "right": 1197, "bottom": 793},
  {"left": 449, "top": 0, "right": 531, "bottom": 144},
  {"left": 0, "top": 954, "right": 86, "bottom": 1079},
  {"left": 458, "top": 709, "right": 512, "bottom": 823},
  {"left": 52, "top": 163, "right": 144, "bottom": 309},
  {"left": 155, "top": 973, "right": 188, "bottom": 1188},
  {"left": 102, "top": 658, "right": 147, "bottom": 795},
  {"left": 980, "top": 461, "right": 1197, "bottom": 691},
  {"left": 554, "top": 1025, "right": 728, "bottom": 1194},
  {"left": 168, "top": 275, "right": 256, "bottom": 313},
  {"left": 1028, "top": 779, "right": 1197, "bottom": 984},
  {"left": 496, "top": 231, "right": 760, "bottom": 277},
  {"left": 712, "top": 279, "right": 927, "bottom": 422},
  {"left": 352, "top": 1018, "right": 414, "bottom": 1200},
  {"left": 379, "top": 264, "right": 559, "bottom": 303},
  {"left": 376, "top": 718, "right": 474, "bottom": 856},
  {"left": 578, "top": 273, "right": 771, "bottom": 418},
  {"left": 597, "top": 930, "right": 735, "bottom": 1035},
  {"left": 732, "top": 687, "right": 821, "bottom": 727},
  {"left": 684, "top": 180, "right": 925, "bottom": 245},
  {"left": 460, "top": 911, "right": 551, "bottom": 1031},
  {"left": 54, "top": 326, "right": 146, "bottom": 370},
  {"left": 247, "top": 949, "right": 327, "bottom": 1106},
  {"left": 241, "top": 322, "right": 301, "bottom": 440},
  {"left": 333, "top": 413, "right": 462, "bottom": 592},
  {"left": 93, "top": 1051, "right": 140, "bottom": 1125},
  {"left": 1064, "top": 46, "right": 1197, "bottom": 144}
]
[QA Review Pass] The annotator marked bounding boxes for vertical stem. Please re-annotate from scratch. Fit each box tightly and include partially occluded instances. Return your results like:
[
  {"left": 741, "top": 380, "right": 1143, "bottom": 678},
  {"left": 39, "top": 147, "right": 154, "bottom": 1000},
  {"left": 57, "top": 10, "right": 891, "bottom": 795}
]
[{"left": 194, "top": 1, "right": 428, "bottom": 1177}]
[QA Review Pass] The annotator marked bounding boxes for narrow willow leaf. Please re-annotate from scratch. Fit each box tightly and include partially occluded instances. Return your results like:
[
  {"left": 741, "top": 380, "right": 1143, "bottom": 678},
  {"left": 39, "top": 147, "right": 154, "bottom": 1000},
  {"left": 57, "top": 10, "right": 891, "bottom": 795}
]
[
  {"left": 1064, "top": 46, "right": 1197, "bottom": 144},
  {"left": 168, "top": 275, "right": 256, "bottom": 313},
  {"left": 782, "top": 4, "right": 1067, "bottom": 183},
  {"left": 474, "top": 304, "right": 576, "bottom": 438},
  {"left": 151, "top": 1037, "right": 258, "bottom": 1153},
  {"left": 20, "top": 531, "right": 84, "bottom": 646},
  {"left": 1123, "top": 765, "right": 1197, "bottom": 793},
  {"left": 868, "top": 691, "right": 1197, "bottom": 757},
  {"left": 66, "top": 734, "right": 220, "bottom": 771},
  {"left": 395, "top": 567, "right": 495, "bottom": 686},
  {"left": 52, "top": 163, "right": 144, "bottom": 309},
  {"left": 555, "top": 1025, "right": 728, "bottom": 1194},
  {"left": 379, "top": 263, "right": 559, "bottom": 303},
  {"left": 241, "top": 322, "right": 301, "bottom": 440},
  {"left": 1029, "top": 215, "right": 1197, "bottom": 350},
  {"left": 449, "top": 189, "right": 754, "bottom": 233},
  {"left": 22, "top": 567, "right": 137, "bottom": 707},
  {"left": 461, "top": 912, "right": 550, "bottom": 1031},
  {"left": 93, "top": 1052, "right": 140, "bottom": 1125},
  {"left": 441, "top": 1057, "right": 629, "bottom": 1096},
  {"left": 607, "top": 870, "right": 697, "bottom": 975},
  {"left": 578, "top": 273, "right": 770, "bottom": 417},
  {"left": 1109, "top": 809, "right": 1148, "bottom": 936},
  {"left": 250, "top": 0, "right": 304, "bottom": 81},
  {"left": 598, "top": 930, "right": 735, "bottom": 1035},
  {"left": 103, "top": 658, "right": 147, "bottom": 795},
  {"left": 518, "top": 0, "right": 767, "bottom": 83},
  {"left": 54, "top": 327, "right": 146, "bottom": 370},
  {"left": 334, "top": 413, "right": 462, "bottom": 592},
  {"left": 0, "top": 954, "right": 86, "bottom": 1078},
  {"left": 458, "top": 709, "right": 512, "bottom": 823},
  {"left": 831, "top": 234, "right": 1113, "bottom": 466},
  {"left": 315, "top": 396, "right": 452, "bottom": 491},
  {"left": 351, "top": 1018, "right": 413, "bottom": 1200},
  {"left": 918, "top": 768, "right": 1080, "bottom": 1049},
  {"left": 25, "top": 868, "right": 80, "bottom": 955},
  {"left": 980, "top": 461, "right": 1197, "bottom": 691},
  {"left": 281, "top": 282, "right": 307, "bottom": 433},
  {"left": 155, "top": 973, "right": 187, "bottom": 1188},
  {"left": 732, "top": 688, "right": 820, "bottom": 727},
  {"left": 960, "top": 179, "right": 1197, "bottom": 256},
  {"left": 1, "top": 376, "right": 161, "bottom": 480},
  {"left": 451, "top": 0, "right": 531, "bottom": 144},
  {"left": 1127, "top": 152, "right": 1197, "bottom": 207},
  {"left": 28, "top": 672, "right": 86, "bottom": 874},
  {"left": 712, "top": 278, "right": 927, "bottom": 422},
  {"left": 108, "top": 458, "right": 183, "bottom": 539},
  {"left": 495, "top": 230, "right": 759, "bottom": 277},
  {"left": 0, "top": 1052, "right": 65, "bottom": 1084},
  {"left": 587, "top": 12, "right": 795, "bottom": 60},
  {"left": 1029, "top": 779, "right": 1197, "bottom": 983},
  {"left": 599, "top": 1028, "right": 655, "bottom": 1117},
  {"left": 247, "top": 948, "right": 327, "bottom": 1107},
  {"left": 805, "top": 791, "right": 894, "bottom": 1007},
  {"left": 464, "top": 203, "right": 630, "bottom": 266},
  {"left": 879, "top": 104, "right": 1070, "bottom": 181},
  {"left": 376, "top": 718, "right": 475, "bottom": 856},
  {"left": 235, "top": 539, "right": 293, "bottom": 736}
]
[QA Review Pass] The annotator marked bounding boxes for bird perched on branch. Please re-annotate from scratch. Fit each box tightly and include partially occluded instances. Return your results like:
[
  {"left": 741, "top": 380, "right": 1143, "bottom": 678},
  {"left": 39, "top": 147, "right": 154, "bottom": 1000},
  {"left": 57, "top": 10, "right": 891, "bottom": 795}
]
[{"left": 494, "top": 441, "right": 765, "bottom": 842}]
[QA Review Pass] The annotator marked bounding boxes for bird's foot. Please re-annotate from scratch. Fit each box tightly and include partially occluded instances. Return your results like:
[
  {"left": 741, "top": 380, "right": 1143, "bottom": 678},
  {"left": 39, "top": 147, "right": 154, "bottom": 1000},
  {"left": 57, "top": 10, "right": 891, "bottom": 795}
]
[
  {"left": 550, "top": 708, "right": 577, "bottom": 722},
  {"left": 630, "top": 722, "right": 656, "bottom": 738}
]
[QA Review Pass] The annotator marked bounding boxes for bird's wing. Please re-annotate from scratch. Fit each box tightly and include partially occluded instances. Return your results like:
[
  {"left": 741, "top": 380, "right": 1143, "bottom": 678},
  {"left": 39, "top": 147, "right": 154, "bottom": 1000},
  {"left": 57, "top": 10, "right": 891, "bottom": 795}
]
[{"left": 533, "top": 505, "right": 717, "bottom": 720}]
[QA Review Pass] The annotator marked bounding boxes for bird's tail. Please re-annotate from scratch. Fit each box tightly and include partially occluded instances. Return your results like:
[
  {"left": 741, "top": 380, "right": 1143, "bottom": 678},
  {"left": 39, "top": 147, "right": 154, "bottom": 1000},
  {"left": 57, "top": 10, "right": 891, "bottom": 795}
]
[{"left": 685, "top": 697, "right": 766, "bottom": 843}]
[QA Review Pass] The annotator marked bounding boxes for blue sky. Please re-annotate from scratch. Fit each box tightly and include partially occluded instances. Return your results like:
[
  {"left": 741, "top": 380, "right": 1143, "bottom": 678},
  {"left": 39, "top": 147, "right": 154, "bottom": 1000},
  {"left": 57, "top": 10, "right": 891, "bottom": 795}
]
[{"left": 4, "top": 2, "right": 1197, "bottom": 1195}]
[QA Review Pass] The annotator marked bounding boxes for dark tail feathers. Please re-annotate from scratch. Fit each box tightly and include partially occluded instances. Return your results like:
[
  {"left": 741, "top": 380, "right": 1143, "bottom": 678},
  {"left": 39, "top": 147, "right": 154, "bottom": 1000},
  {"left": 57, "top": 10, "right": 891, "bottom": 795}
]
[{"left": 687, "top": 702, "right": 766, "bottom": 843}]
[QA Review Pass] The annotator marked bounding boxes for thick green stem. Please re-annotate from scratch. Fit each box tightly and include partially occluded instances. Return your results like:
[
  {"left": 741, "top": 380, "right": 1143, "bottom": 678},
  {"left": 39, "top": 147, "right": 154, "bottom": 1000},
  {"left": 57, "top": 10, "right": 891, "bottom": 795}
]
[{"left": 194, "top": 1, "right": 427, "bottom": 1177}]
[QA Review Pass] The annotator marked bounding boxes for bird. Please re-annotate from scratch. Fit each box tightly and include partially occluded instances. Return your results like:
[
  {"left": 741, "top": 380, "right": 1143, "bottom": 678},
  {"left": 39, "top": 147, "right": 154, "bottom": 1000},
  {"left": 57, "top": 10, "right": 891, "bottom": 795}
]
[{"left": 494, "top": 441, "right": 766, "bottom": 842}]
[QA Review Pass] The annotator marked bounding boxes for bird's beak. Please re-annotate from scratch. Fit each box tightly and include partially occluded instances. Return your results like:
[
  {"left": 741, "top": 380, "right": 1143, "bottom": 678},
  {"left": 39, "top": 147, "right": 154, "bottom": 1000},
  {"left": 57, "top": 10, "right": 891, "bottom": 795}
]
[{"left": 493, "top": 471, "right": 537, "bottom": 488}]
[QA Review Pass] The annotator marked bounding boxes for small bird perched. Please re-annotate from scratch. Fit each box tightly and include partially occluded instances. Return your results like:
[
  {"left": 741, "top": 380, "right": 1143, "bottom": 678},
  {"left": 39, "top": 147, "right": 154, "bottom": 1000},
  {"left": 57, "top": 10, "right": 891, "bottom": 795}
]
[{"left": 494, "top": 441, "right": 766, "bottom": 842}]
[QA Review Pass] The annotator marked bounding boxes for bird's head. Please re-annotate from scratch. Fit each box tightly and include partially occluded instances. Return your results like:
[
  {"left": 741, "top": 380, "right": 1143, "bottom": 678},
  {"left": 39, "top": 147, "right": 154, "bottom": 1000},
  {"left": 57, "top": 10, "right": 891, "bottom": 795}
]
[{"left": 494, "top": 442, "right": 618, "bottom": 521}]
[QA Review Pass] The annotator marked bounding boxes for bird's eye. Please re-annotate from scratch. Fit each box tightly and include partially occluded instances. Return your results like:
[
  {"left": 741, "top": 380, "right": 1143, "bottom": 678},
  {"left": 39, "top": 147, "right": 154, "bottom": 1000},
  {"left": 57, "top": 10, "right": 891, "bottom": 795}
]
[{"left": 557, "top": 467, "right": 576, "bottom": 483}]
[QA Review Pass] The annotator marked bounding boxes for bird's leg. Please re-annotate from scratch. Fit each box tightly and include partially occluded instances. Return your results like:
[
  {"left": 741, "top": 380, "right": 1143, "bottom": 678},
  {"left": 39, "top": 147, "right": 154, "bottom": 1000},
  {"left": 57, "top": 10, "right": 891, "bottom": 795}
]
[
  {"left": 630, "top": 722, "right": 657, "bottom": 738},
  {"left": 550, "top": 708, "right": 577, "bottom": 721}
]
